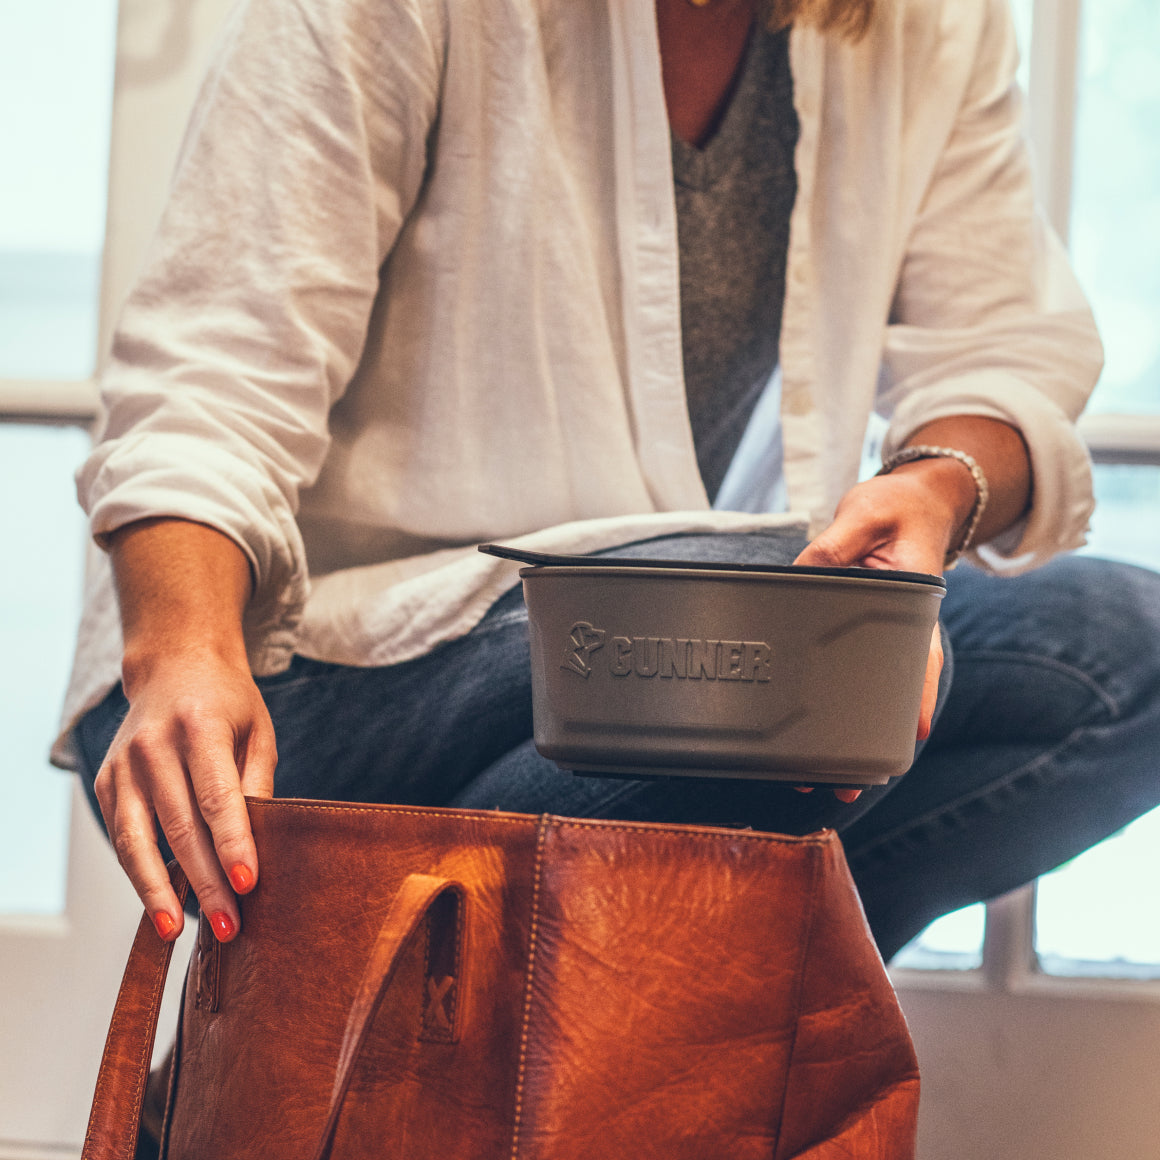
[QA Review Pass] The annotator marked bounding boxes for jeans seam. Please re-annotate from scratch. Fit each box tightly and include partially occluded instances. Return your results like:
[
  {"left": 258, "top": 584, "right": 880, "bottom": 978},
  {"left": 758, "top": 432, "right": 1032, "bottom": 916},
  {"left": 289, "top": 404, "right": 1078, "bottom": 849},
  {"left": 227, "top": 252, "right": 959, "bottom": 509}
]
[
  {"left": 844, "top": 722, "right": 1094, "bottom": 869},
  {"left": 951, "top": 649, "right": 1122, "bottom": 719}
]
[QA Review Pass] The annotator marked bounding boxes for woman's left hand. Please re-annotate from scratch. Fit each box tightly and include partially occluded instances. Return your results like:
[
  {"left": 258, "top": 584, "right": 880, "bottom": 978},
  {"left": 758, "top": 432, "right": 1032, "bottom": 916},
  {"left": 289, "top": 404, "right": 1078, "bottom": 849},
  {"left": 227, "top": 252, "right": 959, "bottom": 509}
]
[
  {"left": 792, "top": 417, "right": 1032, "bottom": 793},
  {"left": 793, "top": 456, "right": 977, "bottom": 740}
]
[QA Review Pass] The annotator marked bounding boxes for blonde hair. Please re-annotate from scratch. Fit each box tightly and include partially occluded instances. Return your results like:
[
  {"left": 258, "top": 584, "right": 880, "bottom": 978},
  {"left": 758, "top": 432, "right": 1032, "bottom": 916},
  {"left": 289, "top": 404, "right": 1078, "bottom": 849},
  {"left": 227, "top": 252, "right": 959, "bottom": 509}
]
[{"left": 761, "top": 0, "right": 877, "bottom": 39}]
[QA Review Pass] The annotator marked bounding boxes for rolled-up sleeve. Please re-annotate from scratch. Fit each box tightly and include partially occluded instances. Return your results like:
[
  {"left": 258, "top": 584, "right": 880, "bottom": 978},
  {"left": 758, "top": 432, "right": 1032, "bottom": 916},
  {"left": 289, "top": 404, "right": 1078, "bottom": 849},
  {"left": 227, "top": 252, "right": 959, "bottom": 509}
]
[
  {"left": 876, "top": 0, "right": 1102, "bottom": 573},
  {"left": 78, "top": 0, "right": 444, "bottom": 644}
]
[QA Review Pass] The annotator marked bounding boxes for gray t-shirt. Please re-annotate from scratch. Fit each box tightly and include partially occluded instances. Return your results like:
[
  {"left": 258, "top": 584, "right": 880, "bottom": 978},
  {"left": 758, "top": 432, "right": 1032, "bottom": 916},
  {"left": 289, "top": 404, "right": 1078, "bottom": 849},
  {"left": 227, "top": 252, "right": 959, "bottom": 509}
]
[{"left": 673, "top": 25, "right": 799, "bottom": 502}]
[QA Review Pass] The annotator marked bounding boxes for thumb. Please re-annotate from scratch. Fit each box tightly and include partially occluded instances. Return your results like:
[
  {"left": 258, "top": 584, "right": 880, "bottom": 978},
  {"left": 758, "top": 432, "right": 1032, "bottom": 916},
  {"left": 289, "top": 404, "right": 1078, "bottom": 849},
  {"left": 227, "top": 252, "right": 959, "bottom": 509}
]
[{"left": 794, "top": 511, "right": 885, "bottom": 569}]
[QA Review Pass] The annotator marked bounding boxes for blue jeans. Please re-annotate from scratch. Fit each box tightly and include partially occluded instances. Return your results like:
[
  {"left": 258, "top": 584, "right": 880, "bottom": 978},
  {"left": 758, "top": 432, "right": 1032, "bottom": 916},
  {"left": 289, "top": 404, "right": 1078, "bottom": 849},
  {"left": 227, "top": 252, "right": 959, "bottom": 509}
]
[{"left": 74, "top": 531, "right": 1160, "bottom": 961}]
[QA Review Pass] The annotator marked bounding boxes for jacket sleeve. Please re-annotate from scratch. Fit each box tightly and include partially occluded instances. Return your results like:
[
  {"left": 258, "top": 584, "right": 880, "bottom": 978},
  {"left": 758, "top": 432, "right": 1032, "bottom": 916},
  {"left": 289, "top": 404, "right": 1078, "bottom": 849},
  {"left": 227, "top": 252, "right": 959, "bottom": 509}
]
[
  {"left": 77, "top": 0, "right": 445, "bottom": 642},
  {"left": 876, "top": 0, "right": 1102, "bottom": 573}
]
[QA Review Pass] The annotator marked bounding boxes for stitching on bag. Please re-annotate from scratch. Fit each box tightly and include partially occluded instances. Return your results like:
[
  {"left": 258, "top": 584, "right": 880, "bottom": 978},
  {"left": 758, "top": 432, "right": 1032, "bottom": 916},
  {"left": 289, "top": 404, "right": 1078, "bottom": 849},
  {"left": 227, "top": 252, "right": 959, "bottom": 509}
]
[
  {"left": 450, "top": 886, "right": 465, "bottom": 1036},
  {"left": 423, "top": 907, "right": 430, "bottom": 981},
  {"left": 194, "top": 916, "right": 221, "bottom": 1014},
  {"left": 418, "top": 886, "right": 465, "bottom": 1044},
  {"left": 769, "top": 844, "right": 825, "bottom": 1159},
  {"left": 421, "top": 908, "right": 433, "bottom": 1028},
  {"left": 194, "top": 921, "right": 205, "bottom": 1011},
  {"left": 554, "top": 819, "right": 833, "bottom": 847},
  {"left": 509, "top": 817, "right": 549, "bottom": 1160},
  {"left": 246, "top": 799, "right": 542, "bottom": 829},
  {"left": 246, "top": 800, "right": 836, "bottom": 849}
]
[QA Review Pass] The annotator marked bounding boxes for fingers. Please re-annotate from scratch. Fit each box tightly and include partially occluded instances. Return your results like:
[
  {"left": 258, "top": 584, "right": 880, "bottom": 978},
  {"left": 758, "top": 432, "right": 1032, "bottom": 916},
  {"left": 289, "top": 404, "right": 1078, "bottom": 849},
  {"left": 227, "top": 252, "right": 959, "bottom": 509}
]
[
  {"left": 793, "top": 511, "right": 884, "bottom": 570},
  {"left": 96, "top": 764, "right": 184, "bottom": 940},
  {"left": 793, "top": 477, "right": 905, "bottom": 570},
  {"left": 96, "top": 689, "right": 275, "bottom": 943},
  {"left": 152, "top": 754, "right": 242, "bottom": 942},
  {"left": 794, "top": 474, "right": 955, "bottom": 577},
  {"left": 916, "top": 623, "right": 944, "bottom": 741},
  {"left": 183, "top": 722, "right": 260, "bottom": 928},
  {"left": 793, "top": 784, "right": 862, "bottom": 802},
  {"left": 226, "top": 706, "right": 278, "bottom": 896},
  {"left": 238, "top": 708, "right": 278, "bottom": 801},
  {"left": 98, "top": 734, "right": 241, "bottom": 942}
]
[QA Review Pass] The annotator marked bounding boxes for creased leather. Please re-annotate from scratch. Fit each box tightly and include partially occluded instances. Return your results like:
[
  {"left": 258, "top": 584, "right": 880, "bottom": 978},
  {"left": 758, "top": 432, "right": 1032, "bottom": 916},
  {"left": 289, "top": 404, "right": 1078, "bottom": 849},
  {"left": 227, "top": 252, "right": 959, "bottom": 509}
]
[
  {"left": 311, "top": 874, "right": 465, "bottom": 1160},
  {"left": 82, "top": 864, "right": 190, "bottom": 1160},
  {"left": 82, "top": 800, "right": 918, "bottom": 1159}
]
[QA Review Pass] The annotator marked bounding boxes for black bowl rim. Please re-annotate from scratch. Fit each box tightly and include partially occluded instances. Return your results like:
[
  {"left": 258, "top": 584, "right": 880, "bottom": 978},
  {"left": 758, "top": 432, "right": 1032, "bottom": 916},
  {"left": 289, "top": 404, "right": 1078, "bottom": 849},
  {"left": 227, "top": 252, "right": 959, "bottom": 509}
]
[{"left": 478, "top": 543, "right": 946, "bottom": 590}]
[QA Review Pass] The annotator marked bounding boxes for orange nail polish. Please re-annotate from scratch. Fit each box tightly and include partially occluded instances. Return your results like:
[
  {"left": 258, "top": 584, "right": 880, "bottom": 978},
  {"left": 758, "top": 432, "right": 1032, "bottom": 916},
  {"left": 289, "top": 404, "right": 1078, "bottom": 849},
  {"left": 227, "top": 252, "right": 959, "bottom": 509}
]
[
  {"left": 154, "top": 911, "right": 178, "bottom": 939},
  {"left": 793, "top": 786, "right": 814, "bottom": 794},
  {"left": 228, "top": 863, "right": 254, "bottom": 893},
  {"left": 835, "top": 788, "right": 863, "bottom": 804},
  {"left": 210, "top": 912, "right": 236, "bottom": 941}
]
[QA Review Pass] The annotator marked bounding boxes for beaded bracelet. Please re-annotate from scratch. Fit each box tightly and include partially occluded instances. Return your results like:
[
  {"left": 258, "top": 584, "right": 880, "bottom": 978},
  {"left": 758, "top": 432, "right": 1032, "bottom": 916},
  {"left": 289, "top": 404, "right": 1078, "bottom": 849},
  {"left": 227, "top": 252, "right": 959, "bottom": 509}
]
[{"left": 876, "top": 445, "right": 990, "bottom": 568}]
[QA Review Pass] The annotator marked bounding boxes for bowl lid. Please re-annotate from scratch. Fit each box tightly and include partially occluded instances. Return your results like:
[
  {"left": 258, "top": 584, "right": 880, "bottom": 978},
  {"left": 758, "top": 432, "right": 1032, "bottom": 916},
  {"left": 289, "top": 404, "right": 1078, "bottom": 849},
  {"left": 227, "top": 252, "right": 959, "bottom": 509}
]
[{"left": 478, "top": 543, "right": 946, "bottom": 590}]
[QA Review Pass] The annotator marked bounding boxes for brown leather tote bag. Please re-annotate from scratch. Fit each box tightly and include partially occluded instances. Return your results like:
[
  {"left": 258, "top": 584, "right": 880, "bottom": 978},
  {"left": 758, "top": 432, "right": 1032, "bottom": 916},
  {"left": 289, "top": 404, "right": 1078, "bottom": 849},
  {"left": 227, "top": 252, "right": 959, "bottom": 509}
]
[{"left": 82, "top": 799, "right": 919, "bottom": 1159}]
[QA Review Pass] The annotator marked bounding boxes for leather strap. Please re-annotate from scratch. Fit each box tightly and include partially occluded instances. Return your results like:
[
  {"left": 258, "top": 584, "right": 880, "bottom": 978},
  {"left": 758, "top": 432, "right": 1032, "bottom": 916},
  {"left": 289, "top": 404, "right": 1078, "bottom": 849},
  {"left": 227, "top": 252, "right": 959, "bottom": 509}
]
[
  {"left": 311, "top": 874, "right": 465, "bottom": 1160},
  {"left": 81, "top": 864, "right": 191, "bottom": 1160},
  {"left": 81, "top": 867, "right": 463, "bottom": 1160}
]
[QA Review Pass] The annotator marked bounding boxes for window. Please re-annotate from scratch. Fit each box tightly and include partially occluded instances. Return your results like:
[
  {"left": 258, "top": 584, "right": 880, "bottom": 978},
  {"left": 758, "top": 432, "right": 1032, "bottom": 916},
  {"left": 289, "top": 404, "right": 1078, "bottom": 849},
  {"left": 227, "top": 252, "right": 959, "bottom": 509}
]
[
  {"left": 1068, "top": 0, "right": 1160, "bottom": 417},
  {"left": 0, "top": 2, "right": 116, "bottom": 381},
  {"left": 0, "top": 0, "right": 118, "bottom": 914},
  {"left": 0, "top": 426, "right": 90, "bottom": 913},
  {"left": 895, "top": 0, "right": 1160, "bottom": 980}
]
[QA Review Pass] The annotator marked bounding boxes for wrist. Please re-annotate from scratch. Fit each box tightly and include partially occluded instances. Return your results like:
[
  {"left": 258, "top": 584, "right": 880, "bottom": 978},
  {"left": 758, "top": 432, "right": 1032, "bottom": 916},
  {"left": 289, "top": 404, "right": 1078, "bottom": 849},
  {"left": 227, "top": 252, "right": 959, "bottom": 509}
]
[
  {"left": 121, "top": 632, "right": 251, "bottom": 697},
  {"left": 890, "top": 457, "right": 976, "bottom": 524},
  {"left": 110, "top": 517, "right": 254, "bottom": 695},
  {"left": 877, "top": 445, "right": 989, "bottom": 566}
]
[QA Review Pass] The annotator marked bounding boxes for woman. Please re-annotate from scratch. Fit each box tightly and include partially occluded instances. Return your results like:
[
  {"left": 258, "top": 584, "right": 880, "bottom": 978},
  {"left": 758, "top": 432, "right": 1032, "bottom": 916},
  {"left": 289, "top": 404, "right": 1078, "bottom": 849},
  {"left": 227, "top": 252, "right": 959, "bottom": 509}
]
[{"left": 59, "top": 0, "right": 1160, "bottom": 962}]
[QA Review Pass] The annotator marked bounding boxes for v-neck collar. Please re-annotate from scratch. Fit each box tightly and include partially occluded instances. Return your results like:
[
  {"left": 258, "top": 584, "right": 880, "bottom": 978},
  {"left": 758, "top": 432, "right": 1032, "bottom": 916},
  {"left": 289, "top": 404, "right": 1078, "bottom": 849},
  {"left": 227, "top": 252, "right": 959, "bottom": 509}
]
[{"left": 670, "top": 27, "right": 771, "bottom": 191}]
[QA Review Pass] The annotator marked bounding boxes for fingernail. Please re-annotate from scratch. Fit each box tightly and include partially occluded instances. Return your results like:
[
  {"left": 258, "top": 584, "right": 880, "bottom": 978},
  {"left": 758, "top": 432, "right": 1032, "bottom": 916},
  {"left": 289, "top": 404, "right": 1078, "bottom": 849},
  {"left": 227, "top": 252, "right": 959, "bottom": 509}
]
[
  {"left": 835, "top": 789, "right": 863, "bottom": 804},
  {"left": 793, "top": 786, "right": 814, "bottom": 794},
  {"left": 228, "top": 863, "right": 254, "bottom": 893},
  {"left": 154, "top": 911, "right": 178, "bottom": 939},
  {"left": 209, "top": 912, "right": 236, "bottom": 941}
]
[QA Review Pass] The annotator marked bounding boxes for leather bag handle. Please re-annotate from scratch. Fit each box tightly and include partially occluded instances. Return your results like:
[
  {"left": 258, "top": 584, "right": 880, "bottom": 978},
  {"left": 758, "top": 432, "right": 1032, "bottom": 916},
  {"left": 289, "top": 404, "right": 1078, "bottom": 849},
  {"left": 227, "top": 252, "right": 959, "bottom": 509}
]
[
  {"left": 81, "top": 863, "right": 191, "bottom": 1160},
  {"left": 81, "top": 867, "right": 464, "bottom": 1160},
  {"left": 310, "top": 873, "right": 466, "bottom": 1160}
]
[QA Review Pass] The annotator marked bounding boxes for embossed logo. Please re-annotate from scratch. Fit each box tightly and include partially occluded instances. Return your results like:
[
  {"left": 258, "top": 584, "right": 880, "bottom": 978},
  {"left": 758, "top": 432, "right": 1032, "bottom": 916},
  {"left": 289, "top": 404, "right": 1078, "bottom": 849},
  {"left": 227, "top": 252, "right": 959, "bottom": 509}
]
[
  {"left": 560, "top": 623, "right": 773, "bottom": 682},
  {"left": 561, "top": 621, "right": 607, "bottom": 678},
  {"left": 424, "top": 975, "right": 456, "bottom": 1034}
]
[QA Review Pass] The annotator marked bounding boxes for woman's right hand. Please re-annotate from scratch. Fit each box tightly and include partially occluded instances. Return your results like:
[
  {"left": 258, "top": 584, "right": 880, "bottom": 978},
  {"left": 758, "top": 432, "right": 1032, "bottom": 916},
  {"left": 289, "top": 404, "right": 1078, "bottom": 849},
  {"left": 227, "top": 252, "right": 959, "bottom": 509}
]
[
  {"left": 94, "top": 649, "right": 275, "bottom": 942},
  {"left": 96, "top": 518, "right": 276, "bottom": 942}
]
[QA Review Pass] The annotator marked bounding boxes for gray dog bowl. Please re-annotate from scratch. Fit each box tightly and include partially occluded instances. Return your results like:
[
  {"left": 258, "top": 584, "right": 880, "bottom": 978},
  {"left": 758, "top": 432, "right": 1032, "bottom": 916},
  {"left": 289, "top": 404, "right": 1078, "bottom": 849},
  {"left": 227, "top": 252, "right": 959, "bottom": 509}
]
[{"left": 481, "top": 545, "right": 945, "bottom": 786}]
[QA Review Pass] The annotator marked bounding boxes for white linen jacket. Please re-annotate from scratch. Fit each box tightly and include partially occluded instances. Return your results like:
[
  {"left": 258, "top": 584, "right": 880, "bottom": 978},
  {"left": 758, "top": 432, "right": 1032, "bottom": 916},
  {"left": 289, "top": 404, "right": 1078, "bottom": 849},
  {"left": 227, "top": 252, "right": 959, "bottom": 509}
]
[{"left": 58, "top": 0, "right": 1102, "bottom": 764}]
